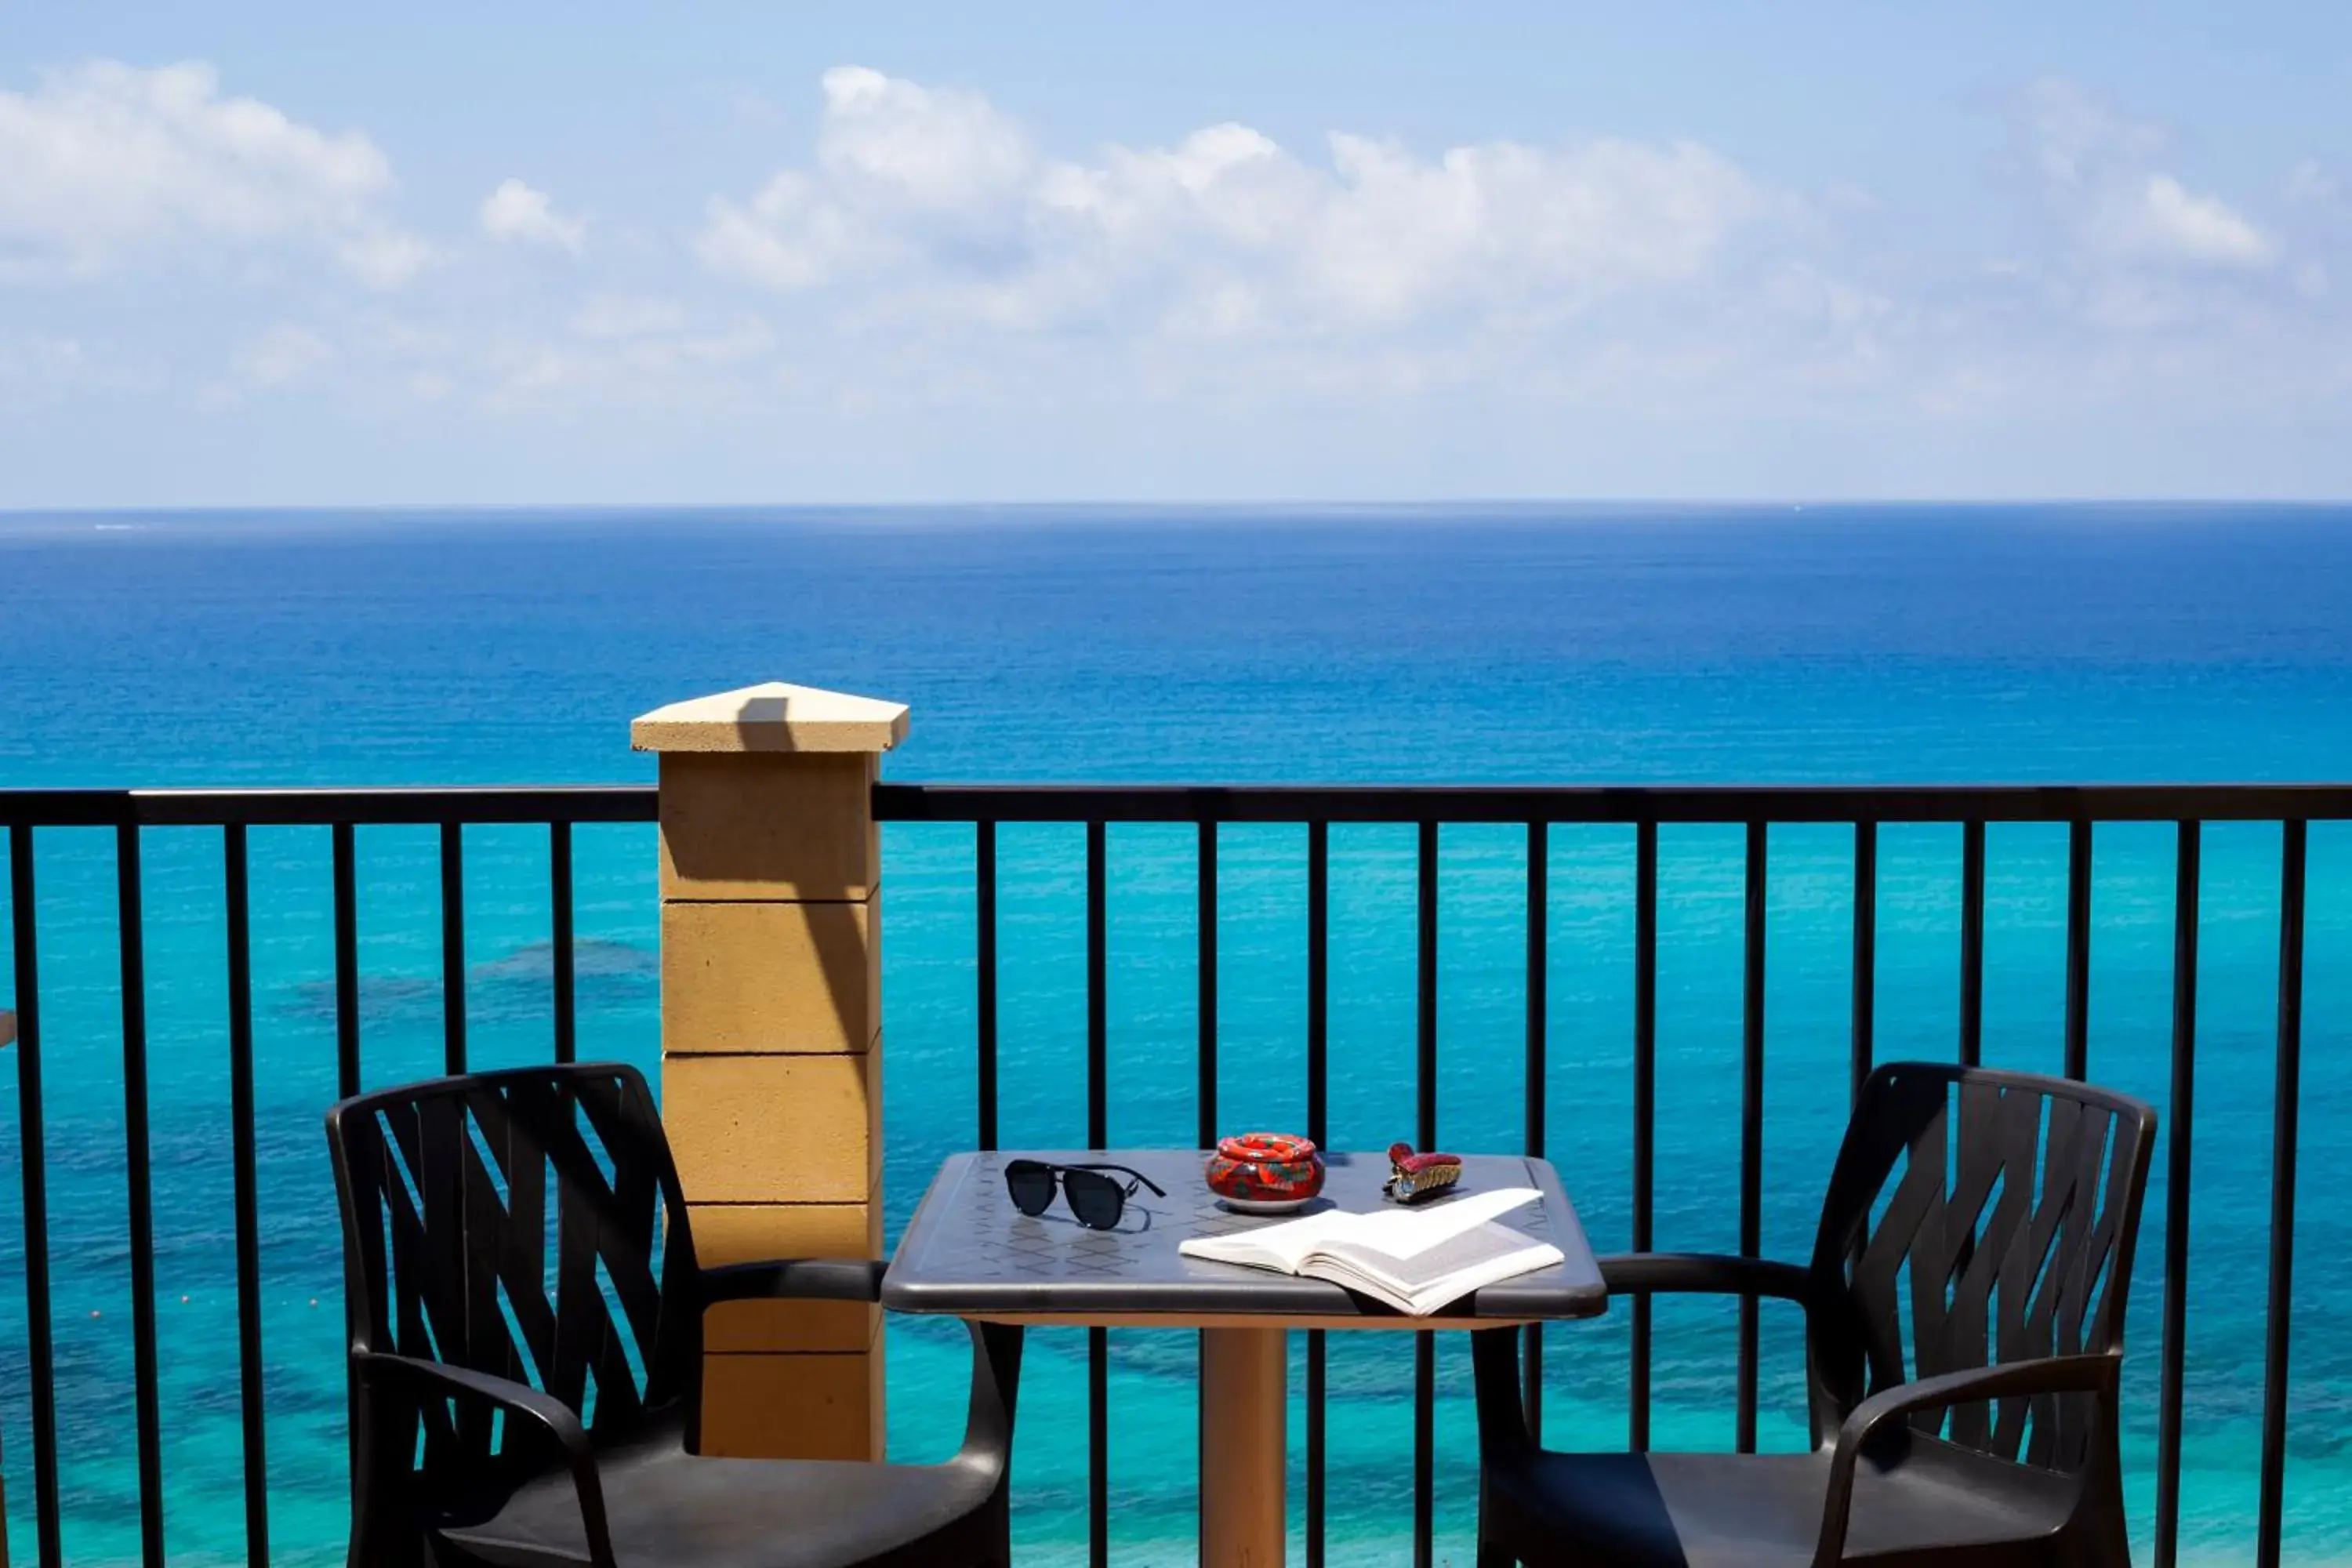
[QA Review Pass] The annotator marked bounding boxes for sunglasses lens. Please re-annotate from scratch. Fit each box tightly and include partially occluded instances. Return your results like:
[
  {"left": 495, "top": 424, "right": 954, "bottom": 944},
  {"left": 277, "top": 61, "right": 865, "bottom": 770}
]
[
  {"left": 1062, "top": 1169, "right": 1125, "bottom": 1230},
  {"left": 1004, "top": 1162, "right": 1056, "bottom": 1216}
]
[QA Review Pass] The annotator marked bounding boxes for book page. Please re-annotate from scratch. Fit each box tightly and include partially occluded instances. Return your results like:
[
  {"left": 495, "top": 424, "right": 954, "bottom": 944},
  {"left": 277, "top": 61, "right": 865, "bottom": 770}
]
[
  {"left": 1180, "top": 1207, "right": 1360, "bottom": 1273},
  {"left": 1324, "top": 1220, "right": 1563, "bottom": 1312},
  {"left": 1311, "top": 1186, "right": 1541, "bottom": 1261},
  {"left": 1179, "top": 1187, "right": 1546, "bottom": 1291}
]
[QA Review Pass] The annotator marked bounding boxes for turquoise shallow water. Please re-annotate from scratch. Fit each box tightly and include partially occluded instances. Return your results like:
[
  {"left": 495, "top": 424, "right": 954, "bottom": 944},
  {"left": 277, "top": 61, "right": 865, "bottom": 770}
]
[{"left": 5, "top": 504, "right": 2352, "bottom": 1564}]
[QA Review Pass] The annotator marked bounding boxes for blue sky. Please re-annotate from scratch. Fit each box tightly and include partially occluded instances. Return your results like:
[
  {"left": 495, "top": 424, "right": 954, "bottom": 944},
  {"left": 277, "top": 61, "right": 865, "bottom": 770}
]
[{"left": 2, "top": 2, "right": 2348, "bottom": 505}]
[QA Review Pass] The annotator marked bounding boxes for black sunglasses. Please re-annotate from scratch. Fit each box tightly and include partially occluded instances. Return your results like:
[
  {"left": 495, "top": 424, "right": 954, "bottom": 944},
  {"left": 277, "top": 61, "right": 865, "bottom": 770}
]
[{"left": 1003, "top": 1160, "right": 1167, "bottom": 1230}]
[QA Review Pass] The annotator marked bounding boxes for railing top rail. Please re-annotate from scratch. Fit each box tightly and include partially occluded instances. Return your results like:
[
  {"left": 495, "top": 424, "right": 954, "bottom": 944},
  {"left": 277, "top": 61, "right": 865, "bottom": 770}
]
[
  {"left": 0, "top": 786, "right": 659, "bottom": 828},
  {"left": 874, "top": 781, "right": 2352, "bottom": 826},
  {"left": 5, "top": 779, "right": 2352, "bottom": 829}
]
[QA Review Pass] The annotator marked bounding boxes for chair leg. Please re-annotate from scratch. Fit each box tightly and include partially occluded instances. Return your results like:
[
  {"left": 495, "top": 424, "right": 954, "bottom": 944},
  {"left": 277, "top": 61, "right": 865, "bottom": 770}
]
[{"left": 984, "top": 1490, "right": 1015, "bottom": 1568}]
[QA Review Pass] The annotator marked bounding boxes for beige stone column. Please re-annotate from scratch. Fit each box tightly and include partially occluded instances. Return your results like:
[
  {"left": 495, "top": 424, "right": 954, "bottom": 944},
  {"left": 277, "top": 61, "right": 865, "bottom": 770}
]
[{"left": 632, "top": 681, "right": 905, "bottom": 1462}]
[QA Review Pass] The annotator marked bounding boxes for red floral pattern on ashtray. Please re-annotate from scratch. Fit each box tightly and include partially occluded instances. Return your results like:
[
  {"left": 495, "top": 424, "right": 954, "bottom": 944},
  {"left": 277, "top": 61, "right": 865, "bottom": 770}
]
[{"left": 1204, "top": 1132, "right": 1326, "bottom": 1203}]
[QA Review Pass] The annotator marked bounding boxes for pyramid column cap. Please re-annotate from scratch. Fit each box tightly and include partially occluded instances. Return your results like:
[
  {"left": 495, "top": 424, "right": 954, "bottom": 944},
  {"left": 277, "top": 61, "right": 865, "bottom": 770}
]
[{"left": 632, "top": 681, "right": 908, "bottom": 755}]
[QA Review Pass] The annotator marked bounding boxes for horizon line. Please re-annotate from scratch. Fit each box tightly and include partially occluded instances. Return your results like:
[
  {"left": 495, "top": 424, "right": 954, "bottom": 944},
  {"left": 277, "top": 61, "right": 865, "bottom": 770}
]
[{"left": 6, "top": 496, "right": 2352, "bottom": 521}]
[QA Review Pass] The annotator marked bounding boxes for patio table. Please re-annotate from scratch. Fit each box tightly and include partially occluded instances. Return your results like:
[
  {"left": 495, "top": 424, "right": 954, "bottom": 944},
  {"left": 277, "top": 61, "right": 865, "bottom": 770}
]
[{"left": 883, "top": 1148, "right": 1606, "bottom": 1567}]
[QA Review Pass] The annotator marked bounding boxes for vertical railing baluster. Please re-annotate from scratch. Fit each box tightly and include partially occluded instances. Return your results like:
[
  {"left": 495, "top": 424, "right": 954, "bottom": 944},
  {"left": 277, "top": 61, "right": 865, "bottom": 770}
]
[
  {"left": 1193, "top": 820, "right": 1218, "bottom": 1566},
  {"left": 550, "top": 822, "right": 575, "bottom": 1065},
  {"left": 1305, "top": 821, "right": 1330, "bottom": 1568},
  {"left": 1631, "top": 819, "right": 1657, "bottom": 1451},
  {"left": 1851, "top": 821, "right": 1876, "bottom": 1108},
  {"left": 1958, "top": 820, "right": 1984, "bottom": 1068},
  {"left": 1086, "top": 821, "right": 1109, "bottom": 1568},
  {"left": 332, "top": 823, "right": 360, "bottom": 1098},
  {"left": 1198, "top": 821, "right": 1218, "bottom": 1147},
  {"left": 1846, "top": 819, "right": 1877, "bottom": 1298},
  {"left": 2256, "top": 819, "right": 2306, "bottom": 1568},
  {"left": 1413, "top": 819, "right": 1438, "bottom": 1568},
  {"left": 1523, "top": 820, "right": 1548, "bottom": 1440},
  {"left": 224, "top": 825, "right": 270, "bottom": 1568},
  {"left": 116, "top": 825, "right": 165, "bottom": 1568},
  {"left": 9, "top": 823, "right": 61, "bottom": 1568},
  {"left": 1307, "top": 822, "right": 1330, "bottom": 1143},
  {"left": 1416, "top": 818, "right": 1439, "bottom": 1150},
  {"left": 330, "top": 817, "right": 362, "bottom": 1555},
  {"left": 2063, "top": 820, "right": 2092, "bottom": 1080},
  {"left": 1087, "top": 822, "right": 1108, "bottom": 1147},
  {"left": 440, "top": 822, "right": 466, "bottom": 1076},
  {"left": 2154, "top": 820, "right": 2201, "bottom": 1568},
  {"left": 1411, "top": 1335, "right": 1430, "bottom": 1568},
  {"left": 1737, "top": 821, "right": 1765, "bottom": 1454},
  {"left": 975, "top": 821, "right": 998, "bottom": 1152}
]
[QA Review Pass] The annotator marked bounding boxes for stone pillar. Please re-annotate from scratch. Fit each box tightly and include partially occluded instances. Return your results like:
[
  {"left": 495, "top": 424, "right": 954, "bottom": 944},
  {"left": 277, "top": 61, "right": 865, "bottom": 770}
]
[{"left": 632, "top": 681, "right": 905, "bottom": 1461}]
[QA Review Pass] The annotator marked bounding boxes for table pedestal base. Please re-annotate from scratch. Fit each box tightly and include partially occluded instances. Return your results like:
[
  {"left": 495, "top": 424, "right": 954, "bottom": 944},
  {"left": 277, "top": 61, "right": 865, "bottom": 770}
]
[{"left": 1200, "top": 1326, "right": 1287, "bottom": 1566}]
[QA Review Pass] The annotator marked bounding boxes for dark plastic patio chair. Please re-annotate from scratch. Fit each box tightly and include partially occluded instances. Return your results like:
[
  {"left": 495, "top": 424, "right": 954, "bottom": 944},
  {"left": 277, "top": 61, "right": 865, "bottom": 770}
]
[
  {"left": 1471, "top": 1062, "right": 2155, "bottom": 1568},
  {"left": 325, "top": 1062, "right": 1023, "bottom": 1568}
]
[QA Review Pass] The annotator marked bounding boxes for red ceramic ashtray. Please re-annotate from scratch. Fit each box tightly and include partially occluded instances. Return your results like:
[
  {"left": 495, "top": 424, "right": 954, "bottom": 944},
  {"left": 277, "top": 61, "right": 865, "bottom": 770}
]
[{"left": 1205, "top": 1132, "right": 1326, "bottom": 1213}]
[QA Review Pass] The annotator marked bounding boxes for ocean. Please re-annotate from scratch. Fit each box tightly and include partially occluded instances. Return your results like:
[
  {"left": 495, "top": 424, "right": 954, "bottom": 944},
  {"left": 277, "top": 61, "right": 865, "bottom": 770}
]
[{"left": 4, "top": 503, "right": 2352, "bottom": 1564}]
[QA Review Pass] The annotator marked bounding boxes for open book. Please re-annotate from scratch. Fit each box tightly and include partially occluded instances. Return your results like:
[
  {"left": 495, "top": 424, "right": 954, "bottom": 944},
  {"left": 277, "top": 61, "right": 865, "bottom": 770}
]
[{"left": 1178, "top": 1187, "right": 1563, "bottom": 1316}]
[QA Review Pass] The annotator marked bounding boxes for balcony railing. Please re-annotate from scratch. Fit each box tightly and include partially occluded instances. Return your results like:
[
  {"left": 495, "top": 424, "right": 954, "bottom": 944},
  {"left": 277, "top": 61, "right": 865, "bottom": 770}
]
[{"left": 2, "top": 779, "right": 2347, "bottom": 1568}]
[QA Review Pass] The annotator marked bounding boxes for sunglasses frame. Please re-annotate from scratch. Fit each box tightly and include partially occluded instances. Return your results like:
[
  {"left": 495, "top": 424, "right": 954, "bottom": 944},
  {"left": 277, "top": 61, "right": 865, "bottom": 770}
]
[{"left": 1002, "top": 1159, "right": 1168, "bottom": 1230}]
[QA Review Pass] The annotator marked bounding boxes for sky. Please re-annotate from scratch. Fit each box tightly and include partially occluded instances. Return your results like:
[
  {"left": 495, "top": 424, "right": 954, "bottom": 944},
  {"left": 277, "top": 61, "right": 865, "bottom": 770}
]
[{"left": 2, "top": 2, "right": 2350, "bottom": 506}]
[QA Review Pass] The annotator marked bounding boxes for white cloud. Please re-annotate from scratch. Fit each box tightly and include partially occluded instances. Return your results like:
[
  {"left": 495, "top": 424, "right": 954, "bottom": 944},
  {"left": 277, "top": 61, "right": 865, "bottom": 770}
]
[
  {"left": 815, "top": 66, "right": 1033, "bottom": 216},
  {"left": 2107, "top": 175, "right": 2273, "bottom": 269},
  {"left": 480, "top": 178, "right": 586, "bottom": 253},
  {"left": 0, "top": 60, "right": 426, "bottom": 287},
  {"left": 2011, "top": 79, "right": 2278, "bottom": 277},
  {"left": 698, "top": 171, "right": 855, "bottom": 290},
  {"left": 698, "top": 66, "right": 1765, "bottom": 339},
  {"left": 699, "top": 66, "right": 1035, "bottom": 292}
]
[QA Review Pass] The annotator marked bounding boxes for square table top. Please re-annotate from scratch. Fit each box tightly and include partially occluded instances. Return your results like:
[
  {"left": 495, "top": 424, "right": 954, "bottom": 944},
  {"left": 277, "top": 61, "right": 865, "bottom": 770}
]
[{"left": 882, "top": 1148, "right": 1606, "bottom": 1330}]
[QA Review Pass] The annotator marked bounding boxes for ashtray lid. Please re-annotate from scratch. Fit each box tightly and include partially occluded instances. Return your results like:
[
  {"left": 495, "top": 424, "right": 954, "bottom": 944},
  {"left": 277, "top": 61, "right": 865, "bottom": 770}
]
[{"left": 1214, "top": 1131, "right": 1318, "bottom": 1163}]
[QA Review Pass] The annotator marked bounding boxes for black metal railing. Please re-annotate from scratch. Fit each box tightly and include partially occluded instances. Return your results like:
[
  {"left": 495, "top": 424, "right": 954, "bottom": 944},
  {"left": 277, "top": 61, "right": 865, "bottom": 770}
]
[
  {"left": 3, "top": 779, "right": 2348, "bottom": 1568},
  {"left": 873, "top": 780, "right": 2351, "bottom": 1568},
  {"left": 1, "top": 787, "right": 652, "bottom": 1568}
]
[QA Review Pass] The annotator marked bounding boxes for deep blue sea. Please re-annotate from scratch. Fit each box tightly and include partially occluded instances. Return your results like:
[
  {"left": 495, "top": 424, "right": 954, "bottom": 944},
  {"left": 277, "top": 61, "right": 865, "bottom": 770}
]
[{"left": 5, "top": 504, "right": 2352, "bottom": 1565}]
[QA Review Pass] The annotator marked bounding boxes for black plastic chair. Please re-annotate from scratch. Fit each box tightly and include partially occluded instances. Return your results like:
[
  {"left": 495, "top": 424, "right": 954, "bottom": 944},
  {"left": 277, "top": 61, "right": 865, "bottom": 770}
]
[
  {"left": 325, "top": 1062, "right": 1023, "bottom": 1568},
  {"left": 1472, "top": 1062, "right": 2155, "bottom": 1568}
]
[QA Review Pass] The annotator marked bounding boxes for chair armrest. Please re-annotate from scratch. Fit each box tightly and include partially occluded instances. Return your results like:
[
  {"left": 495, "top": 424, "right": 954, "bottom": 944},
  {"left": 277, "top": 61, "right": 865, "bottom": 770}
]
[
  {"left": 1606, "top": 1254, "right": 1860, "bottom": 1444},
  {"left": 1475, "top": 1258, "right": 1821, "bottom": 1460},
  {"left": 1812, "top": 1353, "right": 2119, "bottom": 1567},
  {"left": 696, "top": 1261, "right": 1019, "bottom": 1474},
  {"left": 357, "top": 1351, "right": 615, "bottom": 1568},
  {"left": 1600, "top": 1253, "right": 1817, "bottom": 1304},
  {"left": 699, "top": 1258, "right": 887, "bottom": 1305}
]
